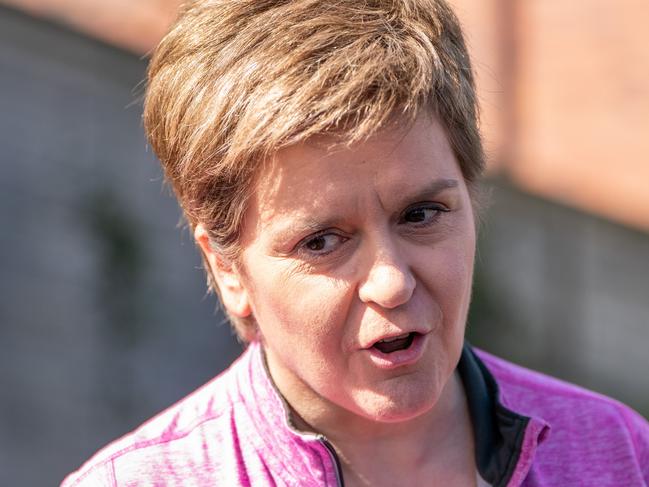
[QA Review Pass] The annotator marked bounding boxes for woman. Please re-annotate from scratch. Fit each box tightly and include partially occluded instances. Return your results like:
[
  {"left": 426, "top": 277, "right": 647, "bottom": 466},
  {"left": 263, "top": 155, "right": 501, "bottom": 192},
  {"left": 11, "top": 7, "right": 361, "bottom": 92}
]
[{"left": 63, "top": 0, "right": 649, "bottom": 485}]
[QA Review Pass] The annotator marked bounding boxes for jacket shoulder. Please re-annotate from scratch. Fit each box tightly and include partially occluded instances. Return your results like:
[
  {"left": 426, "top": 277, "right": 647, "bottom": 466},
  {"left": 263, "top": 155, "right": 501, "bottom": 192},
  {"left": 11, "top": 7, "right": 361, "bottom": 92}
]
[
  {"left": 474, "top": 348, "right": 643, "bottom": 417},
  {"left": 474, "top": 348, "right": 649, "bottom": 481}
]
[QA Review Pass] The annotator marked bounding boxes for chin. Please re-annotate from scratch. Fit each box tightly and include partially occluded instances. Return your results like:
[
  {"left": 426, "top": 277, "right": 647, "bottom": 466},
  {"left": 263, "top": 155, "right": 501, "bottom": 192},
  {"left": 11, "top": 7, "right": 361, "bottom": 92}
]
[{"left": 356, "top": 374, "right": 443, "bottom": 423}]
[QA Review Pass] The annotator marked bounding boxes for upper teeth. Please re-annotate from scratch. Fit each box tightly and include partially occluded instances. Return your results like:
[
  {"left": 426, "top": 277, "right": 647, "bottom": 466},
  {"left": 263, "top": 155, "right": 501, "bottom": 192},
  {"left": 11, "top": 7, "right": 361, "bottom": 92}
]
[{"left": 379, "top": 333, "right": 410, "bottom": 343}]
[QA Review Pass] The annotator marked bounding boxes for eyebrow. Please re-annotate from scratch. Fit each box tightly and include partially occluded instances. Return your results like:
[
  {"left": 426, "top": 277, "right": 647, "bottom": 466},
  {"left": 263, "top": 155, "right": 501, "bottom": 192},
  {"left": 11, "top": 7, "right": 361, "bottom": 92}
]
[
  {"left": 414, "top": 178, "right": 459, "bottom": 195},
  {"left": 395, "top": 177, "right": 459, "bottom": 205},
  {"left": 272, "top": 217, "right": 336, "bottom": 241}
]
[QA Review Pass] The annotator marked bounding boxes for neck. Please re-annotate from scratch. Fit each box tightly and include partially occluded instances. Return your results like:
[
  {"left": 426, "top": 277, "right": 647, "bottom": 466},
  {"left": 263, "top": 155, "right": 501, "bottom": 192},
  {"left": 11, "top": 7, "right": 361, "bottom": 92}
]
[{"left": 282, "top": 368, "right": 476, "bottom": 485}]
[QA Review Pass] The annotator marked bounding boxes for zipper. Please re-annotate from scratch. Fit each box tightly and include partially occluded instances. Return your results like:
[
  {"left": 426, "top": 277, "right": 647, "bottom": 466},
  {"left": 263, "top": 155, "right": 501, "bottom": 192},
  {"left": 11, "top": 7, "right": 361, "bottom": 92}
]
[{"left": 319, "top": 436, "right": 345, "bottom": 487}]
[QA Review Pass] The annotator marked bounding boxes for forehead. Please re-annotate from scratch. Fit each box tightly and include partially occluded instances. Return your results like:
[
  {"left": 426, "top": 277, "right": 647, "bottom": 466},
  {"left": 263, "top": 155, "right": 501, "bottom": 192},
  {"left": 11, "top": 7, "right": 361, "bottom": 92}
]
[{"left": 246, "top": 114, "right": 466, "bottom": 231}]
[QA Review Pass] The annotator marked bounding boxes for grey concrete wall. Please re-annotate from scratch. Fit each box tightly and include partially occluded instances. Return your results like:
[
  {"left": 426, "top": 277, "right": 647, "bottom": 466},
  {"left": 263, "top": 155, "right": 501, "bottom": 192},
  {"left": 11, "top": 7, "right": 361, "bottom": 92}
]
[
  {"left": 468, "top": 180, "right": 649, "bottom": 416},
  {"left": 0, "top": 8, "right": 241, "bottom": 487}
]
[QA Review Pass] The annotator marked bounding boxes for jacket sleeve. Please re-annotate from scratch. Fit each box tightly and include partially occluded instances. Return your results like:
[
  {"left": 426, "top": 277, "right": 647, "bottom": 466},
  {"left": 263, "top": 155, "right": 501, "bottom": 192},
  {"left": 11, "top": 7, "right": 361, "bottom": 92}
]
[
  {"left": 621, "top": 405, "right": 649, "bottom": 483},
  {"left": 60, "top": 461, "right": 115, "bottom": 487}
]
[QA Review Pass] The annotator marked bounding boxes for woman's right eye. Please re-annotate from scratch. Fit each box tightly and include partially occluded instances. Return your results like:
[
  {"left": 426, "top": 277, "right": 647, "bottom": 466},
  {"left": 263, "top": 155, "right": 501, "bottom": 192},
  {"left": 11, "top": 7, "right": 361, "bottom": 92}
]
[{"left": 298, "top": 232, "right": 347, "bottom": 258}]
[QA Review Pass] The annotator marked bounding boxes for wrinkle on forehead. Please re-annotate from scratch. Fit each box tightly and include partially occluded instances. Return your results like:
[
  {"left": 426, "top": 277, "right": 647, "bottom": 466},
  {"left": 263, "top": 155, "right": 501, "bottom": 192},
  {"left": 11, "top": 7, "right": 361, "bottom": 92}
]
[{"left": 241, "top": 113, "right": 467, "bottom": 245}]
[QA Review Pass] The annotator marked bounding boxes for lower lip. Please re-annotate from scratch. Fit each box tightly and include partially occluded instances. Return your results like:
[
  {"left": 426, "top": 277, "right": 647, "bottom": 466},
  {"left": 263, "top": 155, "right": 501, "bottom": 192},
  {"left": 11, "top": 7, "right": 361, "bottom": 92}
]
[{"left": 365, "top": 333, "right": 429, "bottom": 370}]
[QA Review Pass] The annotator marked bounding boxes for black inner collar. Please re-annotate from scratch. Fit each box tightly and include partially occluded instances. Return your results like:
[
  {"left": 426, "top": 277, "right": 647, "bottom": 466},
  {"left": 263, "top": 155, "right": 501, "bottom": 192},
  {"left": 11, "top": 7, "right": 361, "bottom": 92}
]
[{"left": 457, "top": 344, "right": 531, "bottom": 487}]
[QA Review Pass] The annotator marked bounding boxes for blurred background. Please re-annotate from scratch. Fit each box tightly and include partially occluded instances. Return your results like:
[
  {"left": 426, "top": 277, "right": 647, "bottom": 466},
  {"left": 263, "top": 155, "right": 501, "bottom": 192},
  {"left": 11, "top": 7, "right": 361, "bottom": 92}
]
[{"left": 0, "top": 0, "right": 647, "bottom": 485}]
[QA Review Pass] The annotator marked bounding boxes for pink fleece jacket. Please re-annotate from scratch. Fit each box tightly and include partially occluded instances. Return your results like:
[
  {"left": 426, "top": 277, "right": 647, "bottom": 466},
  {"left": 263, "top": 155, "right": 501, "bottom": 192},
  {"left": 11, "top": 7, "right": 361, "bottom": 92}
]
[{"left": 61, "top": 342, "right": 649, "bottom": 486}]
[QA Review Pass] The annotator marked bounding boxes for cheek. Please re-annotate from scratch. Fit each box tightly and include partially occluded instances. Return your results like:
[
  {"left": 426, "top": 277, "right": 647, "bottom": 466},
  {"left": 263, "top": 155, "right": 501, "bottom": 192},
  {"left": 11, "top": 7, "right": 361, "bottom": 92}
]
[
  {"left": 441, "top": 223, "right": 476, "bottom": 290},
  {"left": 248, "top": 266, "right": 354, "bottom": 350},
  {"left": 416, "top": 238, "right": 475, "bottom": 323}
]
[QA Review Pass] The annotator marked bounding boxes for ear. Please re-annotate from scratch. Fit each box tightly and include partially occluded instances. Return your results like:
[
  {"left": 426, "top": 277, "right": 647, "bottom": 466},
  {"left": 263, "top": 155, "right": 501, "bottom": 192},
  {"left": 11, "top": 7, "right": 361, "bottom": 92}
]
[{"left": 194, "top": 224, "right": 252, "bottom": 318}]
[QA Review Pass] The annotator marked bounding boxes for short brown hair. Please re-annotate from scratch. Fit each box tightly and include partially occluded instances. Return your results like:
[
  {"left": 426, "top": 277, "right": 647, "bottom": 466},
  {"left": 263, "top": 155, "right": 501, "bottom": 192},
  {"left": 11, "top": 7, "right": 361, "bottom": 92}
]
[{"left": 143, "top": 0, "right": 484, "bottom": 339}]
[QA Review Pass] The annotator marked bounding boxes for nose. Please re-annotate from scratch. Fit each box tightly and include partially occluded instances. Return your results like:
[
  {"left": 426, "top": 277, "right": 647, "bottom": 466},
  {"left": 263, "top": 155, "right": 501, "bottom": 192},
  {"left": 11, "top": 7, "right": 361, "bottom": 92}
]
[{"left": 358, "top": 243, "right": 416, "bottom": 309}]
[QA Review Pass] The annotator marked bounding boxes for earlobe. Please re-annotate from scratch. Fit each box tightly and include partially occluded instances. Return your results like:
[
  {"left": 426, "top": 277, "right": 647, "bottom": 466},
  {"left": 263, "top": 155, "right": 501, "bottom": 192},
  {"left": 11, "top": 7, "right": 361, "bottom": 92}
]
[
  {"left": 218, "top": 274, "right": 252, "bottom": 318},
  {"left": 194, "top": 224, "right": 252, "bottom": 318}
]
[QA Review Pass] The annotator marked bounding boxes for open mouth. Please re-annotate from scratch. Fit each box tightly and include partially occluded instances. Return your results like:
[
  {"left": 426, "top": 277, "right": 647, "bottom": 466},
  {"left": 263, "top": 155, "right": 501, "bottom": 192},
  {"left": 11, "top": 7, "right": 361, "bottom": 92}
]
[{"left": 372, "top": 332, "right": 418, "bottom": 354}]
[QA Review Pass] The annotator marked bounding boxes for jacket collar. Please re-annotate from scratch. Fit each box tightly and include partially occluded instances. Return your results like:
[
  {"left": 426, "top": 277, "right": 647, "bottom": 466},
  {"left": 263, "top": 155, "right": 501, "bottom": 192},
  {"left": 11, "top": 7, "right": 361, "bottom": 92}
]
[
  {"left": 459, "top": 345, "right": 550, "bottom": 486},
  {"left": 236, "top": 341, "right": 341, "bottom": 485}
]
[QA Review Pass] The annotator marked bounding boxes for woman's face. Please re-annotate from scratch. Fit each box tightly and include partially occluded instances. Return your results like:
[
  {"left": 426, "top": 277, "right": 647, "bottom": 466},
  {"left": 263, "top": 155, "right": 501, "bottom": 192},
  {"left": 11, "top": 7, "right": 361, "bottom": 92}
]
[{"left": 234, "top": 114, "right": 476, "bottom": 425}]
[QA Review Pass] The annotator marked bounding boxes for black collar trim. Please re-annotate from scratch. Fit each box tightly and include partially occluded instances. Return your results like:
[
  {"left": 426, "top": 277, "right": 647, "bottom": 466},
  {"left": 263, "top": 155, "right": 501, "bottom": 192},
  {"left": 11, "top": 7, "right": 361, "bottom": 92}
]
[{"left": 457, "top": 344, "right": 531, "bottom": 487}]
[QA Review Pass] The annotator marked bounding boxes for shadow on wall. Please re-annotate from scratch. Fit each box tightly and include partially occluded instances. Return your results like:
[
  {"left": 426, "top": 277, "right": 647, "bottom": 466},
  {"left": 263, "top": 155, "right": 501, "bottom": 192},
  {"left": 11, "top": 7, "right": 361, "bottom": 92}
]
[
  {"left": 82, "top": 187, "right": 149, "bottom": 347},
  {"left": 80, "top": 187, "right": 151, "bottom": 423}
]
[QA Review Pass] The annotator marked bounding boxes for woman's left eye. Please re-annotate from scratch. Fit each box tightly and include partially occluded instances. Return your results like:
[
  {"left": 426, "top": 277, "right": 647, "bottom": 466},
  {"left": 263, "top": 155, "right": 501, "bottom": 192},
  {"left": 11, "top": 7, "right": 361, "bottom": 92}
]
[{"left": 401, "top": 204, "right": 448, "bottom": 225}]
